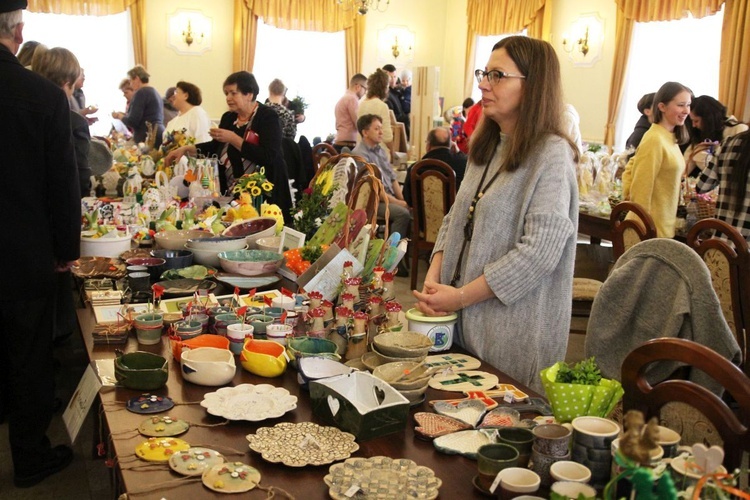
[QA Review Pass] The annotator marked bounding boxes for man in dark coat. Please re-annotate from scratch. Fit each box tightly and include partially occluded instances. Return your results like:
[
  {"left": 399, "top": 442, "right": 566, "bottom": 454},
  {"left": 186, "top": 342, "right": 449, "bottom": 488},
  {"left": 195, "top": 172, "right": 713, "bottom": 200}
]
[
  {"left": 404, "top": 127, "right": 467, "bottom": 207},
  {"left": 0, "top": 1, "right": 81, "bottom": 488}
]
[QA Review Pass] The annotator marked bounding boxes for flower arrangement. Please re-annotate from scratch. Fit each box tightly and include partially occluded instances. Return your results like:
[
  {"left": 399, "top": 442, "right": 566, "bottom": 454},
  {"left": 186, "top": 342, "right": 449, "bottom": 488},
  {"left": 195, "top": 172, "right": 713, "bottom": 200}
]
[
  {"left": 291, "top": 166, "right": 336, "bottom": 240},
  {"left": 232, "top": 167, "right": 274, "bottom": 215},
  {"left": 288, "top": 95, "right": 308, "bottom": 115}
]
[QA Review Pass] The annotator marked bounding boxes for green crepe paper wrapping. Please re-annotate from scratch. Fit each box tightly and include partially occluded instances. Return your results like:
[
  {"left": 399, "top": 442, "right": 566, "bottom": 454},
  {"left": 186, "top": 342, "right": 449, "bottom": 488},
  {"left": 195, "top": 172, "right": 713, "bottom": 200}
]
[{"left": 540, "top": 362, "right": 624, "bottom": 423}]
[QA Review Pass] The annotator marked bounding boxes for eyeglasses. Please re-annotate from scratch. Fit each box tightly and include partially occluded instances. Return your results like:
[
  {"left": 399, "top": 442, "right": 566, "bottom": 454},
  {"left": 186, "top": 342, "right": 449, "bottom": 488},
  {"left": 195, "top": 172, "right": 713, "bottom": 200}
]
[{"left": 475, "top": 69, "right": 526, "bottom": 85}]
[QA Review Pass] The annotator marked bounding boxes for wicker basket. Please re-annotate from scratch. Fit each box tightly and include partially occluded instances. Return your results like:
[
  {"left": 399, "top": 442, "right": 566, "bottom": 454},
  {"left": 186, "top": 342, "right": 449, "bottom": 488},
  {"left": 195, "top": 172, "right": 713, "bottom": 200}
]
[{"left": 695, "top": 198, "right": 717, "bottom": 219}]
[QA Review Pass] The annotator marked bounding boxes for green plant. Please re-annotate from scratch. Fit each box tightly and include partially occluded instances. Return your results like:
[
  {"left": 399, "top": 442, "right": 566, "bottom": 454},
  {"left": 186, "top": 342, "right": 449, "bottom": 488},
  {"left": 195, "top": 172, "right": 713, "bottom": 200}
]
[
  {"left": 288, "top": 95, "right": 308, "bottom": 115},
  {"left": 291, "top": 170, "right": 335, "bottom": 240},
  {"left": 555, "top": 357, "right": 602, "bottom": 385}
]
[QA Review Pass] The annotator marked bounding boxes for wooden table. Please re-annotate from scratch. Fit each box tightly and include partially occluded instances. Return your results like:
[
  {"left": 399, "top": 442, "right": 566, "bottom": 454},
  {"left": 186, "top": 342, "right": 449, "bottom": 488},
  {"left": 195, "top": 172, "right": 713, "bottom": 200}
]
[
  {"left": 77, "top": 307, "right": 543, "bottom": 499},
  {"left": 578, "top": 212, "right": 612, "bottom": 245}
]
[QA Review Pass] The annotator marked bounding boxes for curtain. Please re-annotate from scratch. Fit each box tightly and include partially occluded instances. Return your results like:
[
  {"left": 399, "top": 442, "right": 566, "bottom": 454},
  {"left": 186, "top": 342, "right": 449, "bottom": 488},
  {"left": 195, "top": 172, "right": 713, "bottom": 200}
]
[
  {"left": 344, "top": 15, "right": 365, "bottom": 87},
  {"left": 28, "top": 0, "right": 136, "bottom": 15},
  {"left": 605, "top": 0, "right": 726, "bottom": 146},
  {"left": 245, "top": 0, "right": 357, "bottom": 32},
  {"left": 233, "top": 0, "right": 259, "bottom": 72},
  {"left": 719, "top": 0, "right": 750, "bottom": 121},
  {"left": 463, "top": 0, "right": 547, "bottom": 98},
  {"left": 129, "top": 0, "right": 146, "bottom": 67}
]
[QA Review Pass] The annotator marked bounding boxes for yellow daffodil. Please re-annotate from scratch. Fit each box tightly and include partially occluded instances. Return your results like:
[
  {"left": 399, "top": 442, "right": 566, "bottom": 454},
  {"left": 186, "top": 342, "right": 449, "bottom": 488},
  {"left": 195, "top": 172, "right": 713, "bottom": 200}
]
[
  {"left": 315, "top": 168, "right": 334, "bottom": 195},
  {"left": 250, "top": 186, "right": 261, "bottom": 197}
]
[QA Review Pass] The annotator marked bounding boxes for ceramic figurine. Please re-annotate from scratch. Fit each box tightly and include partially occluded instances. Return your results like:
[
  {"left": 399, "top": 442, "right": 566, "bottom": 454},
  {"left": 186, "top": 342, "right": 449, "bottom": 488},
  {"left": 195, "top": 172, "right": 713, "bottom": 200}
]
[
  {"left": 381, "top": 272, "right": 395, "bottom": 301},
  {"left": 340, "top": 292, "right": 356, "bottom": 311},
  {"left": 385, "top": 301, "right": 403, "bottom": 330},
  {"left": 308, "top": 291, "right": 323, "bottom": 310},
  {"left": 307, "top": 307, "right": 326, "bottom": 338},
  {"left": 344, "top": 277, "right": 361, "bottom": 303},
  {"left": 329, "top": 306, "right": 353, "bottom": 355},
  {"left": 372, "top": 266, "right": 385, "bottom": 289}
]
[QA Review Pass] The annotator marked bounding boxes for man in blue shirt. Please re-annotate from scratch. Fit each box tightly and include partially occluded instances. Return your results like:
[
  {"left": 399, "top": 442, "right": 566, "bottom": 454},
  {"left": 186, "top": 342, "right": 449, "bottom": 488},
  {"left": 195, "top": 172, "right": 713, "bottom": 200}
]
[{"left": 352, "top": 114, "right": 412, "bottom": 248}]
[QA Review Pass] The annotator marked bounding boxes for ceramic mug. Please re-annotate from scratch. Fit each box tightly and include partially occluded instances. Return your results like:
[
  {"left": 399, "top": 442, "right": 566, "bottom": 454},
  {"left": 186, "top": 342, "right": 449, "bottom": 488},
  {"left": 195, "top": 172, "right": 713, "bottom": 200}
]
[
  {"left": 226, "top": 323, "right": 254, "bottom": 355},
  {"left": 173, "top": 320, "right": 203, "bottom": 341},
  {"left": 214, "top": 313, "right": 241, "bottom": 337},
  {"left": 477, "top": 444, "right": 519, "bottom": 492},
  {"left": 495, "top": 467, "right": 541, "bottom": 499},
  {"left": 128, "top": 272, "right": 151, "bottom": 293},
  {"left": 530, "top": 444, "right": 570, "bottom": 487},
  {"left": 532, "top": 424, "right": 571, "bottom": 457},
  {"left": 498, "top": 427, "right": 535, "bottom": 468},
  {"left": 550, "top": 460, "right": 592, "bottom": 484},
  {"left": 550, "top": 481, "right": 597, "bottom": 500},
  {"left": 657, "top": 426, "right": 681, "bottom": 458},
  {"left": 134, "top": 313, "right": 164, "bottom": 345},
  {"left": 266, "top": 324, "right": 292, "bottom": 346},
  {"left": 248, "top": 314, "right": 274, "bottom": 338}
]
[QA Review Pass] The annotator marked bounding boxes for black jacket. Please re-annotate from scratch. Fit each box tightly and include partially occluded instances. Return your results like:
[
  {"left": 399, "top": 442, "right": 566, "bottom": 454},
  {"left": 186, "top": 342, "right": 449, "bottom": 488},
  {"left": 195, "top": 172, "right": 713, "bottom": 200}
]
[{"left": 0, "top": 44, "right": 81, "bottom": 299}]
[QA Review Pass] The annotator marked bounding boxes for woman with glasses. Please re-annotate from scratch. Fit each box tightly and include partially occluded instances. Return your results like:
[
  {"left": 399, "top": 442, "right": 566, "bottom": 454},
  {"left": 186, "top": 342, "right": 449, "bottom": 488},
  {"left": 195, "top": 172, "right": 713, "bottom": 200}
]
[{"left": 413, "top": 36, "right": 579, "bottom": 392}]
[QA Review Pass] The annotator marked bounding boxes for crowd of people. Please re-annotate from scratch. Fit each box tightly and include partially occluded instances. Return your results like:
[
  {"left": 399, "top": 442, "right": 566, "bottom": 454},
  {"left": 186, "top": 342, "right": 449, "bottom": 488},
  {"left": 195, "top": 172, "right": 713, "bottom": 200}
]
[{"left": 2, "top": 0, "right": 749, "bottom": 492}]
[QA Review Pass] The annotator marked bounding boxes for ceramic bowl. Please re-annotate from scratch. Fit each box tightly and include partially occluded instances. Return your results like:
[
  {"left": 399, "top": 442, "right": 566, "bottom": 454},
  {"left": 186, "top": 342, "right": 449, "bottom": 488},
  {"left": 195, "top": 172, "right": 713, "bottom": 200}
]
[
  {"left": 371, "top": 344, "right": 427, "bottom": 365},
  {"left": 247, "top": 314, "right": 274, "bottom": 336},
  {"left": 115, "top": 351, "right": 169, "bottom": 390},
  {"left": 256, "top": 236, "right": 281, "bottom": 253},
  {"left": 398, "top": 384, "right": 430, "bottom": 403},
  {"left": 80, "top": 231, "right": 132, "bottom": 258},
  {"left": 297, "top": 356, "right": 353, "bottom": 388},
  {"left": 155, "top": 229, "right": 212, "bottom": 251},
  {"left": 550, "top": 461, "right": 592, "bottom": 484},
  {"left": 173, "top": 320, "right": 203, "bottom": 341},
  {"left": 184, "top": 244, "right": 224, "bottom": 268},
  {"left": 361, "top": 351, "right": 384, "bottom": 371},
  {"left": 150, "top": 249, "right": 194, "bottom": 270},
  {"left": 217, "top": 249, "right": 284, "bottom": 276},
  {"left": 170, "top": 334, "right": 230, "bottom": 362},
  {"left": 222, "top": 217, "right": 277, "bottom": 248},
  {"left": 286, "top": 337, "right": 341, "bottom": 368},
  {"left": 373, "top": 331, "right": 434, "bottom": 358},
  {"left": 185, "top": 236, "right": 248, "bottom": 252},
  {"left": 372, "top": 361, "right": 433, "bottom": 390},
  {"left": 180, "top": 347, "right": 236, "bottom": 386},
  {"left": 240, "top": 339, "right": 288, "bottom": 378},
  {"left": 125, "top": 257, "right": 166, "bottom": 282}
]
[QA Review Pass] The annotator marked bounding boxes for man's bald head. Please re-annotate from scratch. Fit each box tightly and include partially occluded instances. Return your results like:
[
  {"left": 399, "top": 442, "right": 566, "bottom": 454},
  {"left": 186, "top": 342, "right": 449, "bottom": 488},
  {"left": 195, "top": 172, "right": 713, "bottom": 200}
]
[{"left": 426, "top": 127, "right": 451, "bottom": 151}]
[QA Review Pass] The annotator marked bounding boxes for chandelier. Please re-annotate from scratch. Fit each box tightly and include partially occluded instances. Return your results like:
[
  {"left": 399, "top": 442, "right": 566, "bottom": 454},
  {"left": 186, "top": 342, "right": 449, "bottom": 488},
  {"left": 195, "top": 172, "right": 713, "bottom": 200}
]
[{"left": 337, "top": 0, "right": 390, "bottom": 15}]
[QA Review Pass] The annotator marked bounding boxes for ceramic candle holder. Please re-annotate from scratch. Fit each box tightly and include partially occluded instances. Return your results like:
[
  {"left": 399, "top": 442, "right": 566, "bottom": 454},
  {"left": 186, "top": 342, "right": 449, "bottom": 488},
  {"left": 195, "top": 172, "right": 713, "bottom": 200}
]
[
  {"left": 497, "top": 427, "right": 535, "bottom": 468},
  {"left": 532, "top": 424, "right": 571, "bottom": 457},
  {"left": 226, "top": 323, "right": 254, "bottom": 355},
  {"left": 134, "top": 313, "right": 164, "bottom": 345},
  {"left": 266, "top": 323, "right": 293, "bottom": 346},
  {"left": 496, "top": 467, "right": 541, "bottom": 499},
  {"left": 477, "top": 444, "right": 519, "bottom": 492}
]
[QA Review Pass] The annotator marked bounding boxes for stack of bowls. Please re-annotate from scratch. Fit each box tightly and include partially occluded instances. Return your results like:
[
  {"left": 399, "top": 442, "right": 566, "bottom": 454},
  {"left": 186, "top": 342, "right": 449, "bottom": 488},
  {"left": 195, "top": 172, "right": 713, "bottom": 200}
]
[
  {"left": 372, "top": 360, "right": 432, "bottom": 404},
  {"left": 154, "top": 229, "right": 212, "bottom": 250},
  {"left": 371, "top": 331, "right": 433, "bottom": 365},
  {"left": 222, "top": 217, "right": 277, "bottom": 249},
  {"left": 217, "top": 249, "right": 284, "bottom": 276},
  {"left": 185, "top": 236, "right": 247, "bottom": 267}
]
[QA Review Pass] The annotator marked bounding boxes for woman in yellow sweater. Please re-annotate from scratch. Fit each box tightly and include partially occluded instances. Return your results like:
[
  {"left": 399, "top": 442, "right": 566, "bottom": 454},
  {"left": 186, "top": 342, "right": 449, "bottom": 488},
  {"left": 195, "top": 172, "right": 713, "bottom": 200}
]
[{"left": 622, "top": 81, "right": 692, "bottom": 237}]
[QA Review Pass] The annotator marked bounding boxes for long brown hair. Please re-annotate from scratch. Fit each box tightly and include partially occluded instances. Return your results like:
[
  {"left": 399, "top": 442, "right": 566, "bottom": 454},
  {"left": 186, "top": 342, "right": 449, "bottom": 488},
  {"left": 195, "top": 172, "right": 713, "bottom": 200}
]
[
  {"left": 469, "top": 36, "right": 579, "bottom": 171},
  {"left": 651, "top": 81, "right": 692, "bottom": 145}
]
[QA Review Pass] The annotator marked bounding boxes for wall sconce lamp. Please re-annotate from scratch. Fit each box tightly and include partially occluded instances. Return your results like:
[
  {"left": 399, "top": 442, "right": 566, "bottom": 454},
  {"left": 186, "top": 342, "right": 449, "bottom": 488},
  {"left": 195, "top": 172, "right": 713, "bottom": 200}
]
[
  {"left": 391, "top": 36, "right": 412, "bottom": 59},
  {"left": 182, "top": 20, "right": 204, "bottom": 47},
  {"left": 562, "top": 25, "right": 590, "bottom": 56}
]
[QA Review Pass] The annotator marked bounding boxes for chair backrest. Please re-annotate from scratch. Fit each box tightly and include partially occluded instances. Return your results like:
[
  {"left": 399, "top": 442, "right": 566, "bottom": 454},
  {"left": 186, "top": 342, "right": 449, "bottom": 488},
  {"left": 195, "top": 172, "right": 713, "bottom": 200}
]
[
  {"left": 348, "top": 162, "right": 386, "bottom": 230},
  {"left": 311, "top": 143, "right": 337, "bottom": 173},
  {"left": 409, "top": 159, "right": 456, "bottom": 243},
  {"left": 610, "top": 201, "right": 658, "bottom": 260},
  {"left": 622, "top": 337, "right": 750, "bottom": 471},
  {"left": 687, "top": 218, "right": 750, "bottom": 371}
]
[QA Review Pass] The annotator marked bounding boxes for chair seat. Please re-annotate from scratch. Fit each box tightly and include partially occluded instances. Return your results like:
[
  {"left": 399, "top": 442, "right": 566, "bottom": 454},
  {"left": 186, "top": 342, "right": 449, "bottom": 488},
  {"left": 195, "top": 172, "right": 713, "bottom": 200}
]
[{"left": 572, "top": 277, "right": 602, "bottom": 301}]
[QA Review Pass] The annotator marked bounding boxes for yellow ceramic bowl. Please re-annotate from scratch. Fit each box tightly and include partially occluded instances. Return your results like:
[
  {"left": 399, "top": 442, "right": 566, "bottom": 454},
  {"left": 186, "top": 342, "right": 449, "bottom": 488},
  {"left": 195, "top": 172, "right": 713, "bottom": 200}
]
[{"left": 240, "top": 339, "right": 288, "bottom": 378}]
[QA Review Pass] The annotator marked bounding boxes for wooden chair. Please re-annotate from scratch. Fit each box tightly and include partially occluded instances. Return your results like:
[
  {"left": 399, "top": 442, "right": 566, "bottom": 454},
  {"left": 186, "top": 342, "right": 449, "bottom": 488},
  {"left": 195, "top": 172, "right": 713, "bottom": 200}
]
[
  {"left": 311, "top": 142, "right": 337, "bottom": 174},
  {"left": 687, "top": 218, "right": 750, "bottom": 374},
  {"left": 622, "top": 338, "right": 750, "bottom": 471},
  {"left": 610, "top": 201, "right": 657, "bottom": 261},
  {"left": 408, "top": 159, "right": 456, "bottom": 290}
]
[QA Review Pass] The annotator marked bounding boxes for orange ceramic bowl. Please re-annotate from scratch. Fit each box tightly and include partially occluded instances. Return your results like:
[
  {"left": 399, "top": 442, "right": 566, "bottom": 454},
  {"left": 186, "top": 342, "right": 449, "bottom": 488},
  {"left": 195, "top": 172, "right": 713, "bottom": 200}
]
[{"left": 170, "top": 334, "right": 230, "bottom": 362}]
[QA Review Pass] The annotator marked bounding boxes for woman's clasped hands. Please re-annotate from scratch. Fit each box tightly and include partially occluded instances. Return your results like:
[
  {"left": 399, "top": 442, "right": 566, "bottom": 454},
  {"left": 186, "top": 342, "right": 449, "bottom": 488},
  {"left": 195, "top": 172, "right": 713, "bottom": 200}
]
[{"left": 413, "top": 281, "right": 463, "bottom": 316}]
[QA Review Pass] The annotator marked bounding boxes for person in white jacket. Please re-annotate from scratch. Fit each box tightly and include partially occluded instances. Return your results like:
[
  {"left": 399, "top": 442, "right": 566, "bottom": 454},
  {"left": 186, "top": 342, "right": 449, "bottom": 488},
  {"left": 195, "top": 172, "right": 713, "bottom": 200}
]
[{"left": 163, "top": 80, "right": 212, "bottom": 144}]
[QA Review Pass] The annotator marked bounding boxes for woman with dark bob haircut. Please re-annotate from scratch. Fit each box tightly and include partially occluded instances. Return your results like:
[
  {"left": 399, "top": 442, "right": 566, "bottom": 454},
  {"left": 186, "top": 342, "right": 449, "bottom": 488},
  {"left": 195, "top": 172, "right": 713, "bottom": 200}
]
[
  {"left": 165, "top": 71, "right": 293, "bottom": 223},
  {"left": 163, "top": 80, "right": 211, "bottom": 143}
]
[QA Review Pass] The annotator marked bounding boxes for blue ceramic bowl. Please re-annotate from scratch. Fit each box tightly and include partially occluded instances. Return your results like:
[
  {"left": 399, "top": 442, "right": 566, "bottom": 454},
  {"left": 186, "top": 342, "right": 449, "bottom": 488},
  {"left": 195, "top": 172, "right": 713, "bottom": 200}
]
[{"left": 150, "top": 249, "right": 194, "bottom": 270}]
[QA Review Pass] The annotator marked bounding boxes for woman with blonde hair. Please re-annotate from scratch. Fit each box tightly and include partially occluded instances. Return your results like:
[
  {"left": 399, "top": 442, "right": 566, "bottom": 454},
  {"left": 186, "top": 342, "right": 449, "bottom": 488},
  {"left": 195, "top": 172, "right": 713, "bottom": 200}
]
[
  {"left": 357, "top": 68, "right": 393, "bottom": 155},
  {"left": 414, "top": 36, "right": 579, "bottom": 391}
]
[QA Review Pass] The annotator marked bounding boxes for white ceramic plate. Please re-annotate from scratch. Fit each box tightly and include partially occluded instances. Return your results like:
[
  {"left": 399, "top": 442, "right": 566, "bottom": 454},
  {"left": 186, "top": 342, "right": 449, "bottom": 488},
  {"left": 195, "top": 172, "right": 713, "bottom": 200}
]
[
  {"left": 214, "top": 272, "right": 280, "bottom": 291},
  {"left": 169, "top": 447, "right": 225, "bottom": 476},
  {"left": 247, "top": 422, "right": 359, "bottom": 467},
  {"left": 433, "top": 429, "right": 494, "bottom": 459},
  {"left": 200, "top": 384, "right": 297, "bottom": 421}
]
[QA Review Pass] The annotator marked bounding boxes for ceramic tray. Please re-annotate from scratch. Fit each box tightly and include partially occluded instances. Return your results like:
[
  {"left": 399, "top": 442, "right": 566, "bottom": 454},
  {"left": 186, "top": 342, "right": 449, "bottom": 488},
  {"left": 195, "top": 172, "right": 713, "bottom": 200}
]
[
  {"left": 126, "top": 394, "right": 174, "bottom": 414},
  {"left": 169, "top": 447, "right": 225, "bottom": 477},
  {"left": 433, "top": 429, "right": 495, "bottom": 459},
  {"left": 324, "top": 456, "right": 442, "bottom": 500},
  {"left": 200, "top": 384, "right": 297, "bottom": 421},
  {"left": 202, "top": 462, "right": 261, "bottom": 493},
  {"left": 160, "top": 264, "right": 218, "bottom": 281},
  {"left": 477, "top": 407, "right": 522, "bottom": 428},
  {"left": 433, "top": 399, "right": 487, "bottom": 427},
  {"left": 424, "top": 353, "right": 482, "bottom": 371},
  {"left": 72, "top": 256, "right": 127, "bottom": 279},
  {"left": 414, "top": 412, "right": 471, "bottom": 440},
  {"left": 428, "top": 371, "right": 500, "bottom": 392},
  {"left": 135, "top": 437, "right": 190, "bottom": 462},
  {"left": 138, "top": 415, "right": 189, "bottom": 437},
  {"left": 247, "top": 422, "right": 359, "bottom": 467},
  {"left": 152, "top": 278, "right": 217, "bottom": 298}
]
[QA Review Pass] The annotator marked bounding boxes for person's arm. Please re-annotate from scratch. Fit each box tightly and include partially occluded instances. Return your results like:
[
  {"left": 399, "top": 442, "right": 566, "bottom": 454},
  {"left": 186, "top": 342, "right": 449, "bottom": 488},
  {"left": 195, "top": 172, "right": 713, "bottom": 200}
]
[
  {"left": 71, "top": 113, "right": 92, "bottom": 196},
  {"left": 48, "top": 89, "right": 82, "bottom": 266},
  {"left": 117, "top": 90, "right": 144, "bottom": 129},
  {"left": 626, "top": 135, "right": 663, "bottom": 215}
]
